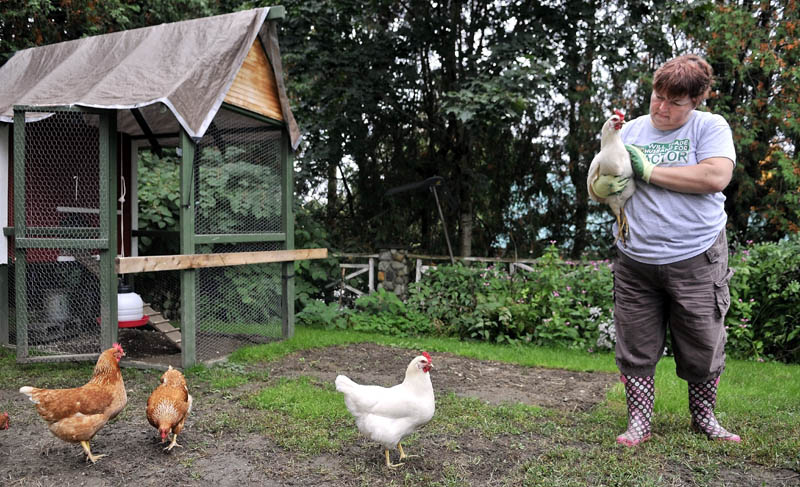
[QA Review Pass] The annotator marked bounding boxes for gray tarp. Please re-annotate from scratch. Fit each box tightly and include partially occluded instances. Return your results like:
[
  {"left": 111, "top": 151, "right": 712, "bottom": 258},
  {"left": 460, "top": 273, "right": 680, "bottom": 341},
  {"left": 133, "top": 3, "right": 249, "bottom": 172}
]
[{"left": 0, "top": 7, "right": 300, "bottom": 149}]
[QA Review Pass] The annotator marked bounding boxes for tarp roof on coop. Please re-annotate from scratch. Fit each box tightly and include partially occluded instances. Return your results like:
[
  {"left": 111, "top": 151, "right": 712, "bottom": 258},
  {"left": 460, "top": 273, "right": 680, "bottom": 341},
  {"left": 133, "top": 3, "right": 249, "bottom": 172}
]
[{"left": 0, "top": 6, "right": 300, "bottom": 149}]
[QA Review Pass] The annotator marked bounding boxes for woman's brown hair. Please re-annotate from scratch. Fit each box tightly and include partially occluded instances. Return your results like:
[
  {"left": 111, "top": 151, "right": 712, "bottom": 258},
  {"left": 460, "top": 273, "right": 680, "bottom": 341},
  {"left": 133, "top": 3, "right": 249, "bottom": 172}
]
[{"left": 653, "top": 54, "right": 713, "bottom": 106}]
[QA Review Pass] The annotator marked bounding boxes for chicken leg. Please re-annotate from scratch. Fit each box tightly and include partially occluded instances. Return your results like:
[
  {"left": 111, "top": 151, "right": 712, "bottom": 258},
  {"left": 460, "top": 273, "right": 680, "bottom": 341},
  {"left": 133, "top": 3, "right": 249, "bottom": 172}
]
[
  {"left": 614, "top": 206, "right": 630, "bottom": 248},
  {"left": 165, "top": 433, "right": 182, "bottom": 451},
  {"left": 80, "top": 440, "right": 107, "bottom": 463},
  {"left": 384, "top": 449, "right": 403, "bottom": 468},
  {"left": 398, "top": 443, "right": 418, "bottom": 461},
  {"left": 384, "top": 443, "right": 419, "bottom": 468}
]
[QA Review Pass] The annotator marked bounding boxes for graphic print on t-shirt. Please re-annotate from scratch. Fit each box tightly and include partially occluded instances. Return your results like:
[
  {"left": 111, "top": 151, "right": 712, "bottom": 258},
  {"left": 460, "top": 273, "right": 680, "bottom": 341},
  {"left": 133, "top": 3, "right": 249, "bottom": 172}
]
[{"left": 635, "top": 138, "right": 690, "bottom": 166}]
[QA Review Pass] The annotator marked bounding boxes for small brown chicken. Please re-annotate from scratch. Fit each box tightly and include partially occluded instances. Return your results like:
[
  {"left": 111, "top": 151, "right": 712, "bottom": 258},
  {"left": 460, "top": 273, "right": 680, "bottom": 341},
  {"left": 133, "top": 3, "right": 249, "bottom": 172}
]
[
  {"left": 146, "top": 365, "right": 192, "bottom": 451},
  {"left": 0, "top": 412, "right": 9, "bottom": 430},
  {"left": 19, "top": 344, "right": 127, "bottom": 463}
]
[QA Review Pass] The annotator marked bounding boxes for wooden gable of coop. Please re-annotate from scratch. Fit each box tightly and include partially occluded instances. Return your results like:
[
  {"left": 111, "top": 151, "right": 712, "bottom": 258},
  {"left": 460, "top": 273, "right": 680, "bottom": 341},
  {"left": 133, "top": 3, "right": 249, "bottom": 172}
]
[{"left": 0, "top": 7, "right": 325, "bottom": 369}]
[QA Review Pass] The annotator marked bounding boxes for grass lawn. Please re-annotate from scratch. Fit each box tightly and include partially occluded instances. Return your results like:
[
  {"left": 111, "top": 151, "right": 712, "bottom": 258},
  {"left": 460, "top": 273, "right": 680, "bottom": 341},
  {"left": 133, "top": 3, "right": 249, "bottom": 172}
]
[
  {"left": 227, "top": 327, "right": 800, "bottom": 482},
  {"left": 2, "top": 326, "right": 798, "bottom": 486}
]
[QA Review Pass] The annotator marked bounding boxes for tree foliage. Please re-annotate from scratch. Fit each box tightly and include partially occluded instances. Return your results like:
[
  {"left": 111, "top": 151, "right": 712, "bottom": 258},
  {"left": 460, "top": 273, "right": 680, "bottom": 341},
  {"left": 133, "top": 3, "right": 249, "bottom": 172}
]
[
  {"left": 676, "top": 0, "right": 800, "bottom": 242},
  {"left": 2, "top": 0, "right": 797, "bottom": 258}
]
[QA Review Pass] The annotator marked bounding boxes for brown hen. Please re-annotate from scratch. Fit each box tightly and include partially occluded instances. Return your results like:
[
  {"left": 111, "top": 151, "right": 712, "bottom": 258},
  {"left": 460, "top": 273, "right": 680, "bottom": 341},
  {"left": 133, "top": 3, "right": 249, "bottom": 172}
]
[
  {"left": 20, "top": 344, "right": 127, "bottom": 463},
  {"left": 146, "top": 365, "right": 192, "bottom": 451}
]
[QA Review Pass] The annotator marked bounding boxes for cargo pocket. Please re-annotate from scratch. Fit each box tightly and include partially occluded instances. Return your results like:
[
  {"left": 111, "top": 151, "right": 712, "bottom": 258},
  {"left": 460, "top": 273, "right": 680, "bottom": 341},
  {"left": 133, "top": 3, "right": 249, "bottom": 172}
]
[{"left": 713, "top": 268, "right": 734, "bottom": 317}]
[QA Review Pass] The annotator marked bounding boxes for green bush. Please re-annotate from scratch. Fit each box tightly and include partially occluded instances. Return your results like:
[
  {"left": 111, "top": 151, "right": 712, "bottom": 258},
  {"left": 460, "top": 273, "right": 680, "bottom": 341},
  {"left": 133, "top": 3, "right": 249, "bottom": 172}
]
[
  {"left": 295, "top": 238, "right": 800, "bottom": 363},
  {"left": 406, "top": 244, "right": 614, "bottom": 348},
  {"left": 727, "top": 235, "right": 800, "bottom": 363},
  {"left": 297, "top": 289, "right": 432, "bottom": 337},
  {"left": 294, "top": 202, "right": 340, "bottom": 311}
]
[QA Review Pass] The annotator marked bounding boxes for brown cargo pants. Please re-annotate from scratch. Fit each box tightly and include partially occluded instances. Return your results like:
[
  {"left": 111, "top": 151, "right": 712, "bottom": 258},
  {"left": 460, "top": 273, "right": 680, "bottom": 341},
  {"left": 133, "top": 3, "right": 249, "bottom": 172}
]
[{"left": 613, "top": 229, "right": 733, "bottom": 383}]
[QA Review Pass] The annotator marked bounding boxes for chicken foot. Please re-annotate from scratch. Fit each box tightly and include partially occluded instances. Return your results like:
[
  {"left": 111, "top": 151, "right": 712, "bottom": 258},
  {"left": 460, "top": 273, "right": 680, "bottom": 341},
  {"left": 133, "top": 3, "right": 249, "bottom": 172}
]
[
  {"left": 384, "top": 449, "right": 404, "bottom": 468},
  {"left": 80, "top": 440, "right": 107, "bottom": 463},
  {"left": 164, "top": 433, "right": 183, "bottom": 451},
  {"left": 384, "top": 443, "right": 419, "bottom": 468},
  {"left": 398, "top": 443, "right": 418, "bottom": 461}
]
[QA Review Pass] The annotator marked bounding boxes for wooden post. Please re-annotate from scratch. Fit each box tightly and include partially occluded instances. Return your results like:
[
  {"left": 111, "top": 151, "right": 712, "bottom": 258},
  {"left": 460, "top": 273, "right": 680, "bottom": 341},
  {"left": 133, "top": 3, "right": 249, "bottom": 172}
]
[
  {"left": 180, "top": 130, "right": 197, "bottom": 368},
  {"left": 13, "top": 108, "right": 28, "bottom": 360},
  {"left": 281, "top": 130, "right": 295, "bottom": 338},
  {"left": 99, "top": 110, "right": 118, "bottom": 350},
  {"left": 0, "top": 265, "right": 7, "bottom": 345},
  {"left": 368, "top": 257, "right": 375, "bottom": 293}
]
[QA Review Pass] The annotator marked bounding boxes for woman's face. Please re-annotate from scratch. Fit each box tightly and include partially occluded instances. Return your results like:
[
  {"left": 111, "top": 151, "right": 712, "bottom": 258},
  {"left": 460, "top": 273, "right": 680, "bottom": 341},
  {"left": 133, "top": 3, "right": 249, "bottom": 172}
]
[{"left": 649, "top": 91, "right": 695, "bottom": 130}]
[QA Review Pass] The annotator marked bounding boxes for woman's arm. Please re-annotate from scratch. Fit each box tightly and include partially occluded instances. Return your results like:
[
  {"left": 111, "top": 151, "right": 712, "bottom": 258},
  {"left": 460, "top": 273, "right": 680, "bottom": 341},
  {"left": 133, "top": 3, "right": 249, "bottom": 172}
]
[{"left": 648, "top": 157, "right": 734, "bottom": 194}]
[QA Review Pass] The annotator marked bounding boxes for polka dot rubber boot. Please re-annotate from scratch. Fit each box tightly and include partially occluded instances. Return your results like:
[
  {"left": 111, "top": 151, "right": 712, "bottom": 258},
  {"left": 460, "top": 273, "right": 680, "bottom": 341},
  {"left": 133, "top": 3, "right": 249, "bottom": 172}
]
[
  {"left": 616, "top": 375, "right": 654, "bottom": 447},
  {"left": 688, "top": 377, "right": 741, "bottom": 442}
]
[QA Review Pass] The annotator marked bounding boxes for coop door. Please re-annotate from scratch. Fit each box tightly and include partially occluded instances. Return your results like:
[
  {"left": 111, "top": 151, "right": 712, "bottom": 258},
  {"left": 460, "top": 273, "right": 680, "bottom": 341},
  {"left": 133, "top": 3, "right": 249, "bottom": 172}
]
[{"left": 12, "top": 108, "right": 117, "bottom": 363}]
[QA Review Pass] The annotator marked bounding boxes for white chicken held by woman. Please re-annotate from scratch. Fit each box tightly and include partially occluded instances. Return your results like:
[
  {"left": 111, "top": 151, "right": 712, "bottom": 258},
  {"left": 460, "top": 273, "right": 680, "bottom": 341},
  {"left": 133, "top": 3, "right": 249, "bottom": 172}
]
[
  {"left": 587, "top": 110, "right": 636, "bottom": 246},
  {"left": 335, "top": 352, "right": 435, "bottom": 468}
]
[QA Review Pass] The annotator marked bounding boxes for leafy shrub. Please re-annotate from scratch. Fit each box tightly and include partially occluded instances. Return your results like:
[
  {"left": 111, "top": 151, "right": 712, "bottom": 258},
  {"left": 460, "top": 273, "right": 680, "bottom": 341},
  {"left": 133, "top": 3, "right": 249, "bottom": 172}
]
[
  {"left": 296, "top": 300, "right": 351, "bottom": 330},
  {"left": 294, "top": 236, "right": 800, "bottom": 363},
  {"left": 137, "top": 149, "right": 180, "bottom": 255},
  {"left": 405, "top": 244, "right": 615, "bottom": 348},
  {"left": 297, "top": 289, "right": 431, "bottom": 337},
  {"left": 294, "top": 202, "right": 340, "bottom": 311},
  {"left": 727, "top": 235, "right": 800, "bottom": 363}
]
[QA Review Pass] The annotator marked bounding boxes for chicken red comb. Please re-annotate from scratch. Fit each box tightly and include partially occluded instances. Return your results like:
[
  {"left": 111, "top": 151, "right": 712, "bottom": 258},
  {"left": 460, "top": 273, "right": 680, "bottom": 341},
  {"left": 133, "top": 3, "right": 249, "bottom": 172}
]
[
  {"left": 422, "top": 351, "right": 432, "bottom": 362},
  {"left": 613, "top": 109, "right": 625, "bottom": 121},
  {"left": 112, "top": 343, "right": 124, "bottom": 354}
]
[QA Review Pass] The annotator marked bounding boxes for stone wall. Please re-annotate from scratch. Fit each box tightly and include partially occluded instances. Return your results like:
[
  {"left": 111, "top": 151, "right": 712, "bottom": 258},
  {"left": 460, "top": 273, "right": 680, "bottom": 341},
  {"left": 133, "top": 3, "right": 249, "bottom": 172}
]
[{"left": 376, "top": 249, "right": 410, "bottom": 299}]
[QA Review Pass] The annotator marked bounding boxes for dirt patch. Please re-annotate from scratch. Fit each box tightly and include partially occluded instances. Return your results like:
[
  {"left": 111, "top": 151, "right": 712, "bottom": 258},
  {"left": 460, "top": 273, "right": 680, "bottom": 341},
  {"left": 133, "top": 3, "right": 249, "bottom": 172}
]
[
  {"left": 1, "top": 343, "right": 797, "bottom": 486},
  {"left": 117, "top": 326, "right": 280, "bottom": 369},
  {"left": 262, "top": 342, "right": 613, "bottom": 412}
]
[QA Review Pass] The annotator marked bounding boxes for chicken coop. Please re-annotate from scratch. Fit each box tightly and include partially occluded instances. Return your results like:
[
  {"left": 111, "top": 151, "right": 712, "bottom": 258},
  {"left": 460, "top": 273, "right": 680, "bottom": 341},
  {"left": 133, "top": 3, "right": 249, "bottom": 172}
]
[{"left": 0, "top": 7, "right": 325, "bottom": 368}]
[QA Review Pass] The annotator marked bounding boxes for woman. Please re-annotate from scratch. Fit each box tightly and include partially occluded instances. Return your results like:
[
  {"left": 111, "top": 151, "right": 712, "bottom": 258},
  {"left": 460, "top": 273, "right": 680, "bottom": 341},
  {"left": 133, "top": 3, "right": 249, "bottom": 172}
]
[{"left": 593, "top": 54, "right": 740, "bottom": 446}]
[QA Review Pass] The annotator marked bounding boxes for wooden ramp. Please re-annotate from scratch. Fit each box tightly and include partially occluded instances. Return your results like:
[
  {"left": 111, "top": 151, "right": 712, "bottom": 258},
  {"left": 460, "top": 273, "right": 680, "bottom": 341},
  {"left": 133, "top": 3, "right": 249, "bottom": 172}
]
[{"left": 144, "top": 304, "right": 181, "bottom": 349}]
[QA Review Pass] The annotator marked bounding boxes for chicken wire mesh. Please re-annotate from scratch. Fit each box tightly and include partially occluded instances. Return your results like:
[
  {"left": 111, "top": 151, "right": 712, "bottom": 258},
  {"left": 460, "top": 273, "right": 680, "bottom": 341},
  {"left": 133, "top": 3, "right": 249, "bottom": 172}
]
[
  {"left": 191, "top": 108, "right": 285, "bottom": 362},
  {"left": 14, "top": 111, "right": 106, "bottom": 357},
  {"left": 7, "top": 105, "right": 291, "bottom": 365},
  {"left": 195, "top": 242, "right": 284, "bottom": 362},
  {"left": 194, "top": 110, "right": 283, "bottom": 235}
]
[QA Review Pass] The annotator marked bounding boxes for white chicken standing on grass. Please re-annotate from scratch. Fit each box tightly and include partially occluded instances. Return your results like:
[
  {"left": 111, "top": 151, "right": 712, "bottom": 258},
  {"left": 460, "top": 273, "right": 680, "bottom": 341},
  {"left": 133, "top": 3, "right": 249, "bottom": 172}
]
[
  {"left": 587, "top": 110, "right": 635, "bottom": 246},
  {"left": 335, "top": 352, "right": 435, "bottom": 468}
]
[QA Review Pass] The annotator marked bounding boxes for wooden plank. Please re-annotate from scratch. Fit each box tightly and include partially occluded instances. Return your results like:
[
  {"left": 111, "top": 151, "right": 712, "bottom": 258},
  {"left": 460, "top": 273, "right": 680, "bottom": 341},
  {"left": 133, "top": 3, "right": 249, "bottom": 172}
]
[
  {"left": 281, "top": 131, "right": 295, "bottom": 339},
  {"left": 13, "top": 109, "right": 28, "bottom": 361},
  {"left": 21, "top": 353, "right": 100, "bottom": 364},
  {"left": 165, "top": 332, "right": 181, "bottom": 341},
  {"left": 223, "top": 39, "right": 283, "bottom": 121},
  {"left": 116, "top": 248, "right": 328, "bottom": 274},
  {"left": 152, "top": 322, "right": 174, "bottom": 333}
]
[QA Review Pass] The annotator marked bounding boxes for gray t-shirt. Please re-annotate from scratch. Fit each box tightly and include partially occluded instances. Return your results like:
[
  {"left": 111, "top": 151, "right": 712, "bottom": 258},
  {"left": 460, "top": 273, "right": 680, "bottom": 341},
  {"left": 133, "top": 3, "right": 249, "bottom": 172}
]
[{"left": 618, "top": 110, "right": 736, "bottom": 264}]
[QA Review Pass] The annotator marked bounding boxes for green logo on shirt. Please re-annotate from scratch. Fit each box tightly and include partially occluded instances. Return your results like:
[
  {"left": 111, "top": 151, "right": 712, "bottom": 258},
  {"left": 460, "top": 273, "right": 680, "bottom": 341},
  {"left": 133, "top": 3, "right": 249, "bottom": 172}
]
[{"left": 636, "top": 139, "right": 690, "bottom": 165}]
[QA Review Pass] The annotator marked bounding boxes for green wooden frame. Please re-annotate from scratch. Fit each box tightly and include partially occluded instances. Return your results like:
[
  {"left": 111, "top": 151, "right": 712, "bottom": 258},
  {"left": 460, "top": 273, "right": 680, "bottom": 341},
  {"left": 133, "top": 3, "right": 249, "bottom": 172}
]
[
  {"left": 180, "top": 130, "right": 197, "bottom": 369},
  {"left": 178, "top": 104, "right": 295, "bottom": 366},
  {"left": 12, "top": 105, "right": 117, "bottom": 362},
  {"left": 8, "top": 102, "right": 295, "bottom": 366}
]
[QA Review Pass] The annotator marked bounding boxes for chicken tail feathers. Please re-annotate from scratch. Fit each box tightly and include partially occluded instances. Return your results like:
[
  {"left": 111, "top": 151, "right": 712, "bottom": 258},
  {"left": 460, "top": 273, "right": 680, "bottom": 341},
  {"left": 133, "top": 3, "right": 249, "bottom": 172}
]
[
  {"left": 334, "top": 375, "right": 356, "bottom": 394},
  {"left": 19, "top": 386, "right": 38, "bottom": 403}
]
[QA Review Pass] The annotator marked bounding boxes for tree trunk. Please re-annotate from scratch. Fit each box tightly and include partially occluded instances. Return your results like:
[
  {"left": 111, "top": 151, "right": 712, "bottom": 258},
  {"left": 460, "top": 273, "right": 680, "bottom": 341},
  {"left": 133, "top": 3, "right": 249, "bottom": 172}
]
[{"left": 459, "top": 208, "right": 473, "bottom": 257}]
